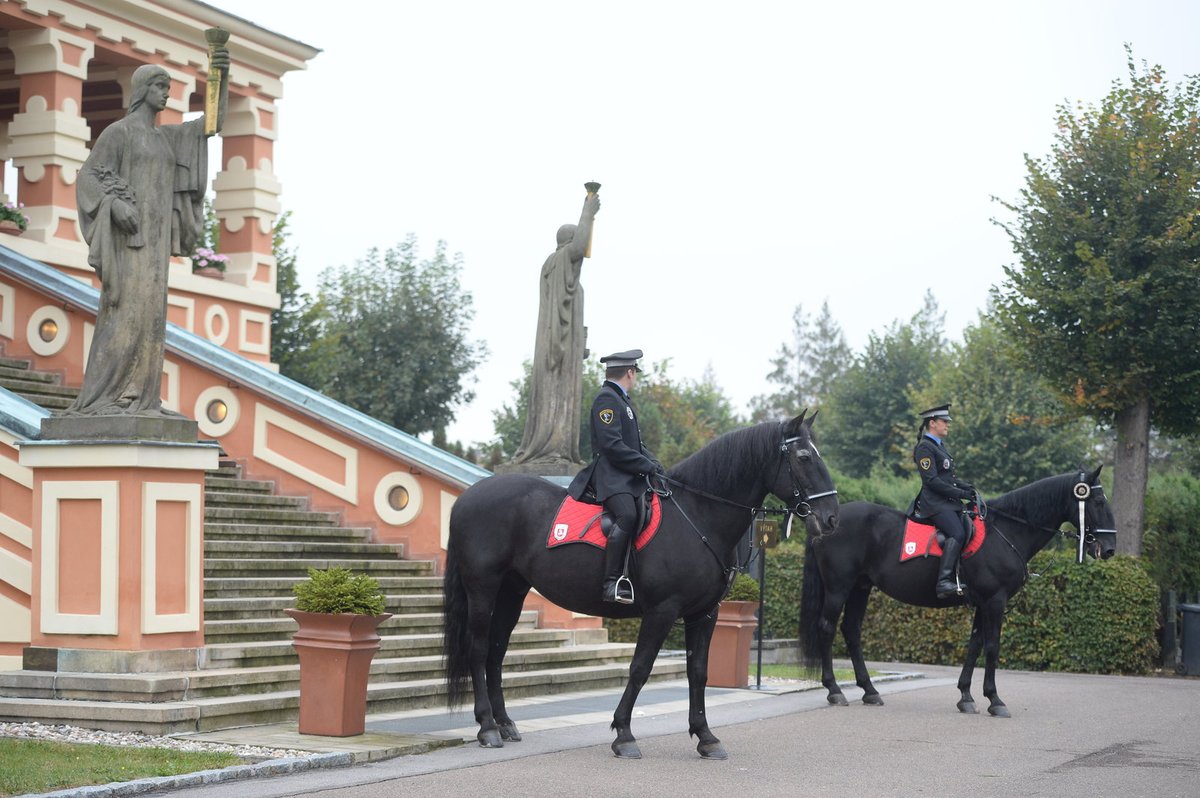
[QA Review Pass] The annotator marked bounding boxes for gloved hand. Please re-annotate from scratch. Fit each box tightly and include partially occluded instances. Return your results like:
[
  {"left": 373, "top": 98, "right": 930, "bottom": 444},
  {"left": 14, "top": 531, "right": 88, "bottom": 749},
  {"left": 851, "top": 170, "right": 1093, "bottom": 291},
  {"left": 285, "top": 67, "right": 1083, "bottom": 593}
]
[
  {"left": 956, "top": 480, "right": 975, "bottom": 493},
  {"left": 958, "top": 488, "right": 975, "bottom": 502}
]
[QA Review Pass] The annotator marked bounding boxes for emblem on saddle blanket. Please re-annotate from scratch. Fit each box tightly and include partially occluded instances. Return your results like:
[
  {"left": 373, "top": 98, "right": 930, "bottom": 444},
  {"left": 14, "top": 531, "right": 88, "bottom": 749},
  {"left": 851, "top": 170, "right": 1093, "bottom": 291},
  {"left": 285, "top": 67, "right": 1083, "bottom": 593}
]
[
  {"left": 899, "top": 516, "right": 986, "bottom": 563},
  {"left": 546, "top": 494, "right": 663, "bottom": 551}
]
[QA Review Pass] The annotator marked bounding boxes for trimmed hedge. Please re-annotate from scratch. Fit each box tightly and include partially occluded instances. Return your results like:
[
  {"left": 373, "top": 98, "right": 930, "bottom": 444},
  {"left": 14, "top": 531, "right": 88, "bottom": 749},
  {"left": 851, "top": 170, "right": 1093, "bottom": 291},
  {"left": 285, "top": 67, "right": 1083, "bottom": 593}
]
[
  {"left": 842, "top": 550, "right": 1160, "bottom": 674},
  {"left": 1144, "top": 472, "right": 1200, "bottom": 594}
]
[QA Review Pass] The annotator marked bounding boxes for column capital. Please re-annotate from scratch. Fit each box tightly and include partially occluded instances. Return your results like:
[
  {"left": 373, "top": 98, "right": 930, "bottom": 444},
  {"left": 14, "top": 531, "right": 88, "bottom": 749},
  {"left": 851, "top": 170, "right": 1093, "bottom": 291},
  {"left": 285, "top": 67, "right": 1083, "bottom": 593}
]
[{"left": 7, "top": 28, "right": 95, "bottom": 81}]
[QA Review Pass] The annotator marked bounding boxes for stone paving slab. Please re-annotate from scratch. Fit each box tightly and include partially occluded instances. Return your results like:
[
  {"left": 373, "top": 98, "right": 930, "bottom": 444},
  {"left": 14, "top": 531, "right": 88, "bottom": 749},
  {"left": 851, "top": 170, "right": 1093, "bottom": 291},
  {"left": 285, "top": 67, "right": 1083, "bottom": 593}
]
[{"left": 174, "top": 725, "right": 462, "bottom": 763}]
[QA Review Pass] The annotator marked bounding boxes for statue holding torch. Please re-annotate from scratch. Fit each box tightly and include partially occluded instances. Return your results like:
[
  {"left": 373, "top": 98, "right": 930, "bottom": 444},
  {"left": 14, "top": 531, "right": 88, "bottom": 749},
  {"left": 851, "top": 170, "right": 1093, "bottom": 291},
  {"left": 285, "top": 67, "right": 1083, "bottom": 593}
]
[
  {"left": 49, "top": 30, "right": 231, "bottom": 433},
  {"left": 506, "top": 183, "right": 601, "bottom": 472}
]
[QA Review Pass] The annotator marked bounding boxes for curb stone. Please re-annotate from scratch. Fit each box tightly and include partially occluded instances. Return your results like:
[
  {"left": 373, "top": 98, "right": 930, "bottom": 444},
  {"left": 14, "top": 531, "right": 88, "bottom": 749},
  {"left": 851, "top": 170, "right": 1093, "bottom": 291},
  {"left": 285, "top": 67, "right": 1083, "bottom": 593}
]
[{"left": 16, "top": 752, "right": 353, "bottom": 798}]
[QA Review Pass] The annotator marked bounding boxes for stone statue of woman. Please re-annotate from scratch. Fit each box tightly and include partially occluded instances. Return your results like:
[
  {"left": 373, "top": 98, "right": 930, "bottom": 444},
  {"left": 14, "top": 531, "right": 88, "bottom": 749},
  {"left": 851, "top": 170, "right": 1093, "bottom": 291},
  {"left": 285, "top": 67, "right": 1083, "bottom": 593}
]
[
  {"left": 52, "top": 49, "right": 228, "bottom": 437},
  {"left": 508, "top": 190, "right": 600, "bottom": 473}
]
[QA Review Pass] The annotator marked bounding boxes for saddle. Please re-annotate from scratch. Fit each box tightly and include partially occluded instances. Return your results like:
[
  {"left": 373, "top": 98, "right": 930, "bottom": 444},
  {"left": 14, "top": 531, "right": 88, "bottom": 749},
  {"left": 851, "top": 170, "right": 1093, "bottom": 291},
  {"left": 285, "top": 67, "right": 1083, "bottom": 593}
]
[
  {"left": 545, "top": 491, "right": 663, "bottom": 551},
  {"left": 899, "top": 515, "right": 986, "bottom": 563}
]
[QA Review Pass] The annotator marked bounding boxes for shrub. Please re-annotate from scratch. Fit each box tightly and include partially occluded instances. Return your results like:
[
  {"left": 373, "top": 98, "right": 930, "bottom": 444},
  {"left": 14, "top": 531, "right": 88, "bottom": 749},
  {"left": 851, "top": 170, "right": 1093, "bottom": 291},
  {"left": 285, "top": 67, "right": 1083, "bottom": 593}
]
[
  {"left": 1144, "top": 472, "right": 1200, "bottom": 594},
  {"left": 725, "top": 572, "right": 761, "bottom": 601},
  {"left": 293, "top": 566, "right": 386, "bottom": 615}
]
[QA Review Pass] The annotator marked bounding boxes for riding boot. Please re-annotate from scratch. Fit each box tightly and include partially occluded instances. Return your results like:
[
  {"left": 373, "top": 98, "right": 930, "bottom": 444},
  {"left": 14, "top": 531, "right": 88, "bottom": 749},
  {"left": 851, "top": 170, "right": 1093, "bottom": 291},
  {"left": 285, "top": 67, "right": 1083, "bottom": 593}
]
[
  {"left": 601, "top": 523, "right": 634, "bottom": 604},
  {"left": 935, "top": 537, "right": 967, "bottom": 598}
]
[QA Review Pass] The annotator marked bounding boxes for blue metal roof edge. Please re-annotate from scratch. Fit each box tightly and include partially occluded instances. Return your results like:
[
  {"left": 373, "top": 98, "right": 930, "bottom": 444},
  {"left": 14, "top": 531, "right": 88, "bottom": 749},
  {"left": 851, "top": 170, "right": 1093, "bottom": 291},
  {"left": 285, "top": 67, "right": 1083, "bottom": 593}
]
[
  {"left": 0, "top": 246, "right": 492, "bottom": 488},
  {"left": 0, "top": 385, "right": 49, "bottom": 439}
]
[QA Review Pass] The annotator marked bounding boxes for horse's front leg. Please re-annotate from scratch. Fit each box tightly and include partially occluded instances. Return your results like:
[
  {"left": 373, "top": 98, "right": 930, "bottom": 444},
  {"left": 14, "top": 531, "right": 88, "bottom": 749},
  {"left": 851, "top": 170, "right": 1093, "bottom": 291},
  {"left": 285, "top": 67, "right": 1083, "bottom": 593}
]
[
  {"left": 956, "top": 608, "right": 984, "bottom": 714},
  {"left": 840, "top": 585, "right": 882, "bottom": 705},
  {"left": 611, "top": 609, "right": 675, "bottom": 759},
  {"left": 979, "top": 598, "right": 1010, "bottom": 717},
  {"left": 682, "top": 608, "right": 725, "bottom": 759}
]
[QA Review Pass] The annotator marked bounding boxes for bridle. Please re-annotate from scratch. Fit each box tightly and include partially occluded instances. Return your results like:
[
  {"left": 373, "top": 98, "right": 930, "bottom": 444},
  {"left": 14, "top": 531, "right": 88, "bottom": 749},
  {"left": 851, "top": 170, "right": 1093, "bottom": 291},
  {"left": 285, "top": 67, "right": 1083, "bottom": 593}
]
[{"left": 984, "top": 473, "right": 1116, "bottom": 564}]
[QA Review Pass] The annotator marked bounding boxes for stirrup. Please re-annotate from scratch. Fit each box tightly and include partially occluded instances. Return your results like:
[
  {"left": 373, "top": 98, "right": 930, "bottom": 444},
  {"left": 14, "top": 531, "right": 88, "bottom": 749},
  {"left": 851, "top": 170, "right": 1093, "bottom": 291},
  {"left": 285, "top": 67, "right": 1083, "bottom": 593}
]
[{"left": 614, "top": 575, "right": 635, "bottom": 605}]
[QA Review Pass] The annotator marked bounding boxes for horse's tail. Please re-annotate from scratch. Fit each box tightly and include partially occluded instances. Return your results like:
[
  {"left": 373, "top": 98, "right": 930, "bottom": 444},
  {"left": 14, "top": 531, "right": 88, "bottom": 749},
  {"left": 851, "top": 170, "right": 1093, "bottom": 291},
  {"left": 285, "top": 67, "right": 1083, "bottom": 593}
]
[
  {"left": 798, "top": 533, "right": 824, "bottom": 675},
  {"left": 442, "top": 535, "right": 471, "bottom": 709}
]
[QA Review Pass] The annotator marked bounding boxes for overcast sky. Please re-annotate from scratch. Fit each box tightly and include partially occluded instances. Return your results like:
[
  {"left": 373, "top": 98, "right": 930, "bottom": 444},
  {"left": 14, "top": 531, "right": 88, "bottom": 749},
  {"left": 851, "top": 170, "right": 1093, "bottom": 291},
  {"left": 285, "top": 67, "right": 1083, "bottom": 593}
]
[{"left": 215, "top": 0, "right": 1200, "bottom": 446}]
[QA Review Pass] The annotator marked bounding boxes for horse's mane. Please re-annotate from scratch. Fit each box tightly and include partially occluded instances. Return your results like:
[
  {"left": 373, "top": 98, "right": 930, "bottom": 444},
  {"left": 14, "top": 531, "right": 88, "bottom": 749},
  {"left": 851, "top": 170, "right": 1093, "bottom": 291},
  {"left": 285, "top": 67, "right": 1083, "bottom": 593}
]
[
  {"left": 988, "top": 472, "right": 1072, "bottom": 521},
  {"left": 667, "top": 421, "right": 780, "bottom": 493}
]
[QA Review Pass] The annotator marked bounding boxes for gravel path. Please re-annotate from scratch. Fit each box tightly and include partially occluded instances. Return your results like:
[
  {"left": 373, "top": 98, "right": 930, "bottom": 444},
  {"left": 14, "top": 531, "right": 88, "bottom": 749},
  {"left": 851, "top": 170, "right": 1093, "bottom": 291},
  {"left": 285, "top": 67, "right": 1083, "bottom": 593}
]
[{"left": 0, "top": 721, "right": 316, "bottom": 760}]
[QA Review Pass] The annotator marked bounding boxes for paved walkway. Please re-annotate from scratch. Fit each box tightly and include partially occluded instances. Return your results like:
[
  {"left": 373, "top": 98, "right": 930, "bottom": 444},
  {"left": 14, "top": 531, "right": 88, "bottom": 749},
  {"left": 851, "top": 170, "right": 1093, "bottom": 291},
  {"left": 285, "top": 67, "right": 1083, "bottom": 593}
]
[{"left": 152, "top": 663, "right": 1198, "bottom": 798}]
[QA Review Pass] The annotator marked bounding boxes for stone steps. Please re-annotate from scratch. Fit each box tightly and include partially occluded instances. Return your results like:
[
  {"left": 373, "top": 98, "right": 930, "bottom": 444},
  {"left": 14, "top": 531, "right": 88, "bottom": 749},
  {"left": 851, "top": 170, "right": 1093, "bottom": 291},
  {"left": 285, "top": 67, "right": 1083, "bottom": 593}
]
[
  {"left": 203, "top": 575, "right": 442, "bottom": 598},
  {"left": 204, "top": 558, "right": 432, "bottom": 579},
  {"left": 203, "top": 540, "right": 405, "bottom": 560},
  {"left": 203, "top": 522, "right": 372, "bottom": 542},
  {"left": 203, "top": 593, "right": 443, "bottom": 620},
  {"left": 204, "top": 506, "right": 342, "bottom": 525},
  {"left": 0, "top": 657, "right": 689, "bottom": 735}
]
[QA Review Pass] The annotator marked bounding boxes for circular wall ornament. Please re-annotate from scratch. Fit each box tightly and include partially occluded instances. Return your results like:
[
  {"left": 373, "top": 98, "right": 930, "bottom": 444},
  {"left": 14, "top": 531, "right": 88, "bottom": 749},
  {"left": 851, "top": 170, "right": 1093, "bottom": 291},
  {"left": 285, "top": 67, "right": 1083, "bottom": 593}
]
[
  {"left": 194, "top": 385, "right": 240, "bottom": 438},
  {"left": 374, "top": 471, "right": 423, "bottom": 526},
  {"left": 27, "top": 305, "right": 70, "bottom": 356}
]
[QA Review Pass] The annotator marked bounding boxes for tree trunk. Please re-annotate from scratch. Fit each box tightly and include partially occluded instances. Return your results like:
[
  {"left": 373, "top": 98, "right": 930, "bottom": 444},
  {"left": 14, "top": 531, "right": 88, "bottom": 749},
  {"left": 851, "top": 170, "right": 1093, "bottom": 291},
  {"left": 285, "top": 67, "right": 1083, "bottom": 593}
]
[{"left": 1112, "top": 396, "right": 1150, "bottom": 556}]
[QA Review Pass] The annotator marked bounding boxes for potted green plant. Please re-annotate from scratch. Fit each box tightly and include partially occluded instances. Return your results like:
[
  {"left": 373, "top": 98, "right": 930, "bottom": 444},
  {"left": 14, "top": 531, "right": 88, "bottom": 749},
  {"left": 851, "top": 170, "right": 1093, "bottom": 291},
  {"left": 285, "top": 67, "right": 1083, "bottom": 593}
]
[
  {"left": 284, "top": 566, "right": 391, "bottom": 736},
  {"left": 0, "top": 201, "right": 29, "bottom": 236},
  {"left": 709, "top": 573, "right": 760, "bottom": 688}
]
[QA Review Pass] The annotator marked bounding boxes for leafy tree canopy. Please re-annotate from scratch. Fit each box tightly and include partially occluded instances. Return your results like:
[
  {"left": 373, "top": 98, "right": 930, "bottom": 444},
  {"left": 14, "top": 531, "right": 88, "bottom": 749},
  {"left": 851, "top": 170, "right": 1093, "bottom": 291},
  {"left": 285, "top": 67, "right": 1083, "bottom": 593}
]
[
  {"left": 992, "top": 47, "right": 1200, "bottom": 435},
  {"left": 750, "top": 299, "right": 850, "bottom": 423}
]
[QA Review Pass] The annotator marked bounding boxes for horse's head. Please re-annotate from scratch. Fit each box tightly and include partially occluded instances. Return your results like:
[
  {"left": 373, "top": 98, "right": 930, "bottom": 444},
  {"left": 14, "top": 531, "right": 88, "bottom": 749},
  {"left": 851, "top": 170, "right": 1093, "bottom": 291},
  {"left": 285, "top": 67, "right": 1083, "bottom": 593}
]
[
  {"left": 1075, "top": 465, "right": 1117, "bottom": 560},
  {"left": 773, "top": 410, "right": 839, "bottom": 536}
]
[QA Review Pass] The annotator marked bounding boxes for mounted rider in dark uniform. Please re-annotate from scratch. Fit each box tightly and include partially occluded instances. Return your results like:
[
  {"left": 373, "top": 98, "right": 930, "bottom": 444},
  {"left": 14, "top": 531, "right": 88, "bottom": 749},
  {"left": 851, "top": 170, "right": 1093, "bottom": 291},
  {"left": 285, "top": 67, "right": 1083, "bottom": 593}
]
[
  {"left": 912, "top": 403, "right": 975, "bottom": 598},
  {"left": 567, "top": 349, "right": 663, "bottom": 604}
]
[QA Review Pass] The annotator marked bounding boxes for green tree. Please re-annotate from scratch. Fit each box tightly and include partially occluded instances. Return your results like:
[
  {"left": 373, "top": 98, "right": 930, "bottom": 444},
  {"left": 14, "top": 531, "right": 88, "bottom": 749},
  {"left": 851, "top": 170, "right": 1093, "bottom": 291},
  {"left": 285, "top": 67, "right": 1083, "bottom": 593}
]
[
  {"left": 636, "top": 363, "right": 743, "bottom": 467},
  {"left": 919, "top": 312, "right": 1095, "bottom": 492},
  {"left": 311, "top": 236, "right": 485, "bottom": 436},
  {"left": 269, "top": 211, "right": 331, "bottom": 388},
  {"left": 750, "top": 300, "right": 850, "bottom": 422},
  {"left": 822, "top": 291, "right": 948, "bottom": 478},
  {"left": 993, "top": 48, "right": 1200, "bottom": 554}
]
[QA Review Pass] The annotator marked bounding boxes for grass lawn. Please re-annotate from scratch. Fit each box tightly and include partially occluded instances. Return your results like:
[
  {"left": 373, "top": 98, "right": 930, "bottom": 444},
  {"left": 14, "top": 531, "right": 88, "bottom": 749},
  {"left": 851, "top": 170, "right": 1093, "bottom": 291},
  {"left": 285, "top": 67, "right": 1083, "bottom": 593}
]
[{"left": 0, "top": 738, "right": 242, "bottom": 798}]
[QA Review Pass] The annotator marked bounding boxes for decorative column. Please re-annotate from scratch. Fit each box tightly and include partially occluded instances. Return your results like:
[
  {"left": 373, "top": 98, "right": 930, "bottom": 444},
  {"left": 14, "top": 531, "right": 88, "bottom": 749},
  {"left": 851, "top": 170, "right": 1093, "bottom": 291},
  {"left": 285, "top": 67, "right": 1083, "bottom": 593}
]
[
  {"left": 17, "top": 440, "right": 218, "bottom": 673},
  {"left": 5, "top": 28, "right": 93, "bottom": 248},
  {"left": 213, "top": 95, "right": 281, "bottom": 290}
]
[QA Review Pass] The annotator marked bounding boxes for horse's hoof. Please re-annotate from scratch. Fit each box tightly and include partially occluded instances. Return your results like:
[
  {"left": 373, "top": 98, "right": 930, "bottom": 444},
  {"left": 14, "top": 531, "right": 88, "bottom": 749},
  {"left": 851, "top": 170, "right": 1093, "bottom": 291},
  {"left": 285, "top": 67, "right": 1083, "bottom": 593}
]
[
  {"left": 988, "top": 704, "right": 1011, "bottom": 718},
  {"left": 827, "top": 693, "right": 848, "bottom": 706},
  {"left": 612, "top": 739, "right": 642, "bottom": 759},
  {"left": 498, "top": 722, "right": 522, "bottom": 742},
  {"left": 697, "top": 741, "right": 728, "bottom": 760},
  {"left": 957, "top": 700, "right": 977, "bottom": 714},
  {"left": 862, "top": 694, "right": 884, "bottom": 707},
  {"left": 477, "top": 729, "right": 504, "bottom": 748}
]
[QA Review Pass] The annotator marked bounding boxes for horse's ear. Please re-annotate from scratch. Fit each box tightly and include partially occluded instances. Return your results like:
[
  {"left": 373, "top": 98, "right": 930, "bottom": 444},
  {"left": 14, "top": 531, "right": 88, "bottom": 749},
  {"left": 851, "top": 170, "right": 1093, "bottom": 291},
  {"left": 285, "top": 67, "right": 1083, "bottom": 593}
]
[
  {"left": 1088, "top": 464, "right": 1103, "bottom": 483},
  {"left": 805, "top": 408, "right": 820, "bottom": 427},
  {"left": 785, "top": 409, "right": 808, "bottom": 437}
]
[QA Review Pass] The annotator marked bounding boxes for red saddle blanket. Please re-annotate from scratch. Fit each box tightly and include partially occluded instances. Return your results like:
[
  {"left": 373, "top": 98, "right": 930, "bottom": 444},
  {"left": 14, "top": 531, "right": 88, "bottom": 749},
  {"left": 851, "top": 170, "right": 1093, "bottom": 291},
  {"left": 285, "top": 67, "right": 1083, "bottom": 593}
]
[
  {"left": 546, "top": 494, "right": 663, "bottom": 551},
  {"left": 900, "top": 516, "right": 986, "bottom": 562}
]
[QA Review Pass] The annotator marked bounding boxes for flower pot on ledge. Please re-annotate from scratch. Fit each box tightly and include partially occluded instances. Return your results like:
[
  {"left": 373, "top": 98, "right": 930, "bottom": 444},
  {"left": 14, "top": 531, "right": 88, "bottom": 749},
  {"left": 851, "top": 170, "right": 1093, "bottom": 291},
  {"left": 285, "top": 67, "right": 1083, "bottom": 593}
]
[
  {"left": 193, "top": 266, "right": 224, "bottom": 279},
  {"left": 708, "top": 600, "right": 759, "bottom": 688},
  {"left": 0, "top": 220, "right": 24, "bottom": 236},
  {"left": 284, "top": 608, "right": 392, "bottom": 736}
]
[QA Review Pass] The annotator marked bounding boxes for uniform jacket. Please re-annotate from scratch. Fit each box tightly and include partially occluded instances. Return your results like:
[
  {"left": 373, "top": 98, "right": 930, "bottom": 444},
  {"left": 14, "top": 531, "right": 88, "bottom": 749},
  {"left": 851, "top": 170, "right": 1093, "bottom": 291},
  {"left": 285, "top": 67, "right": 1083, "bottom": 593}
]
[
  {"left": 567, "top": 381, "right": 659, "bottom": 502},
  {"left": 913, "top": 434, "right": 966, "bottom": 517}
]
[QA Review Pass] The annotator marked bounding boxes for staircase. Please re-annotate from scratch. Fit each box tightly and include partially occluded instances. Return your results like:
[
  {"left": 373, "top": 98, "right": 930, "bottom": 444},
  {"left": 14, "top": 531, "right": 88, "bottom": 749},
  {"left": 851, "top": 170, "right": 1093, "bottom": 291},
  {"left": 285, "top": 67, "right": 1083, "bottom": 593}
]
[{"left": 0, "top": 356, "right": 687, "bottom": 734}]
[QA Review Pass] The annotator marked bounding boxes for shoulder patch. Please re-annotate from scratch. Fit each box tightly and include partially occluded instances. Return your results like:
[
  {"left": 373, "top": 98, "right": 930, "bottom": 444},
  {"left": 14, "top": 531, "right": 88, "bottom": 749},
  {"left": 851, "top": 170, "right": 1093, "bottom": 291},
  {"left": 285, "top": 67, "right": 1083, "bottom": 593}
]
[
  {"left": 918, "top": 456, "right": 932, "bottom": 471},
  {"left": 599, "top": 408, "right": 615, "bottom": 425}
]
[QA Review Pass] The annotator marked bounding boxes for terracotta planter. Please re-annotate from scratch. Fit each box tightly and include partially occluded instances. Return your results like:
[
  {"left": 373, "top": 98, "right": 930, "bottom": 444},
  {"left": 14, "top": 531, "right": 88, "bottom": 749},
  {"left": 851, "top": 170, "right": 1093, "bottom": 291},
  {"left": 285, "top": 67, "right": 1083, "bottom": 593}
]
[
  {"left": 193, "top": 266, "right": 225, "bottom": 279},
  {"left": 0, "top": 220, "right": 24, "bottom": 236},
  {"left": 285, "top": 608, "right": 392, "bottom": 736},
  {"left": 707, "top": 600, "right": 759, "bottom": 688}
]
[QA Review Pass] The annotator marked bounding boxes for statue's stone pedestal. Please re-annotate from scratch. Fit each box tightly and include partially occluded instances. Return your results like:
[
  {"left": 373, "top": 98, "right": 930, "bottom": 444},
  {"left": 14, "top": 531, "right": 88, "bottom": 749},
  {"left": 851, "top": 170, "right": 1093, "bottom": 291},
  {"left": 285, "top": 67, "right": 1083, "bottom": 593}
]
[
  {"left": 18, "top": 438, "right": 219, "bottom": 668},
  {"left": 495, "top": 457, "right": 584, "bottom": 477},
  {"left": 40, "top": 414, "right": 198, "bottom": 443}
]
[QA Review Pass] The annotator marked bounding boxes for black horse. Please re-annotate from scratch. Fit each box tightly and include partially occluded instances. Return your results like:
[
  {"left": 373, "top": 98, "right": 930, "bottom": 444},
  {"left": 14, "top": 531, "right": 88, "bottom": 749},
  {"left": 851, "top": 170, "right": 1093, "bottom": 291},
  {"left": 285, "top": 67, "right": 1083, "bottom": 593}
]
[
  {"left": 444, "top": 412, "right": 838, "bottom": 759},
  {"left": 800, "top": 466, "right": 1117, "bottom": 717}
]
